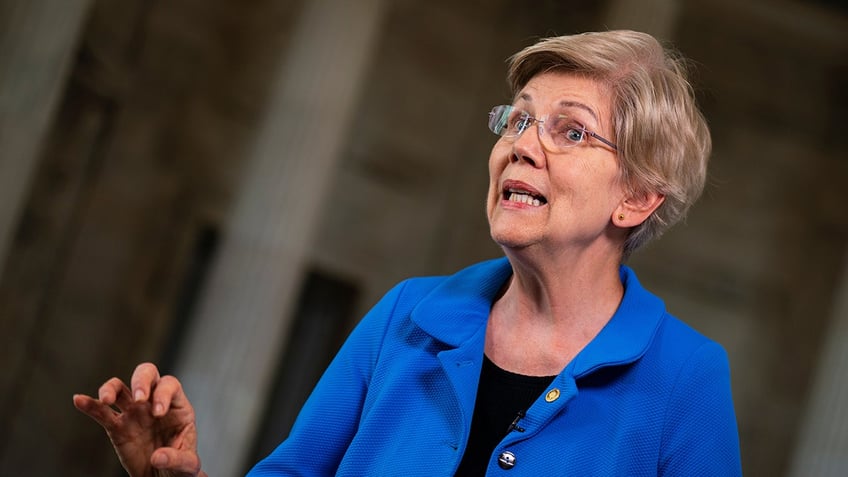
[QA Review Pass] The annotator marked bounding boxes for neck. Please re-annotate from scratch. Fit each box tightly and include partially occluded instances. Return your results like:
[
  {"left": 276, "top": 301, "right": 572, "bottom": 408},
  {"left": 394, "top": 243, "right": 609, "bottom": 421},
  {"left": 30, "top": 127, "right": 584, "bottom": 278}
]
[
  {"left": 501, "top": 241, "right": 624, "bottom": 323},
  {"left": 484, "top": 243, "right": 625, "bottom": 376}
]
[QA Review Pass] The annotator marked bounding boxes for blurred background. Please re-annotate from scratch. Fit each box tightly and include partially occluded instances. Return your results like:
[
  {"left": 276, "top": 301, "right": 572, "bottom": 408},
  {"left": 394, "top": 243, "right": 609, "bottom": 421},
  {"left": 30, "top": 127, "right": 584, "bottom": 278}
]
[{"left": 1, "top": 0, "right": 846, "bottom": 475}]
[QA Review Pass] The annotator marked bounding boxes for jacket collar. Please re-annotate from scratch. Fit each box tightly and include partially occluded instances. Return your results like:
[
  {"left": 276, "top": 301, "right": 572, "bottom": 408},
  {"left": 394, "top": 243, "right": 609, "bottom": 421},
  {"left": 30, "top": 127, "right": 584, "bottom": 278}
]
[
  {"left": 410, "top": 258, "right": 512, "bottom": 347},
  {"left": 410, "top": 257, "right": 666, "bottom": 376}
]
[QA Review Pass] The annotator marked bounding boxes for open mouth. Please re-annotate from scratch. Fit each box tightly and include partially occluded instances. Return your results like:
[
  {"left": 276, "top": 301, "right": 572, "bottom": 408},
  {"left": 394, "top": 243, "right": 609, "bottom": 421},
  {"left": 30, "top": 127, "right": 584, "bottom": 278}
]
[{"left": 503, "top": 187, "right": 547, "bottom": 207}]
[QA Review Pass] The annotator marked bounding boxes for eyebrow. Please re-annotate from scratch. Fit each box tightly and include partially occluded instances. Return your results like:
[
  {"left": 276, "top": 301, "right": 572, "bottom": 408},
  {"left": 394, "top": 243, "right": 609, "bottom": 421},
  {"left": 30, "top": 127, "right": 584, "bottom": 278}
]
[
  {"left": 516, "top": 93, "right": 601, "bottom": 124},
  {"left": 557, "top": 100, "right": 600, "bottom": 124}
]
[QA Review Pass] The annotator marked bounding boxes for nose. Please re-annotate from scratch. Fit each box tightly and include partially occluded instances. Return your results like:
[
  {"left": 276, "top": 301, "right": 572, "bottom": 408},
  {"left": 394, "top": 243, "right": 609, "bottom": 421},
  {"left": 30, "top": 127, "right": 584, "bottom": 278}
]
[{"left": 510, "top": 120, "right": 546, "bottom": 168}]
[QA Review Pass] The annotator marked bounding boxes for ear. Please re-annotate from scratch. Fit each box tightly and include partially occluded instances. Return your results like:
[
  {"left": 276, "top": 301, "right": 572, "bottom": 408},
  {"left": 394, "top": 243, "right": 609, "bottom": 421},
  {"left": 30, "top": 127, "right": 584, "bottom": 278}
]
[{"left": 613, "top": 191, "right": 665, "bottom": 228}]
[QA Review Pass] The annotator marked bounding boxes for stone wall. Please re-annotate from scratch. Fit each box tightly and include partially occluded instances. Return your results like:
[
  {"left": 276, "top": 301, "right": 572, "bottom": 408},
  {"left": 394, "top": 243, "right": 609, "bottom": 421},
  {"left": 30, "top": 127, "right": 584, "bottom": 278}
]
[
  {"left": 0, "top": 0, "right": 302, "bottom": 474},
  {"left": 0, "top": 0, "right": 845, "bottom": 475}
]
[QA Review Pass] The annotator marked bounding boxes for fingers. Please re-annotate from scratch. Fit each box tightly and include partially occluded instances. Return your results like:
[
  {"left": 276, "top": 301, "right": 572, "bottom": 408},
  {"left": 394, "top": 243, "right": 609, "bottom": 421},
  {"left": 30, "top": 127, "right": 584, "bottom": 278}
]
[
  {"left": 98, "top": 377, "right": 134, "bottom": 411},
  {"left": 150, "top": 375, "right": 190, "bottom": 417},
  {"left": 76, "top": 377, "right": 134, "bottom": 428},
  {"left": 150, "top": 447, "right": 202, "bottom": 475},
  {"left": 73, "top": 393, "right": 118, "bottom": 428},
  {"left": 76, "top": 362, "right": 187, "bottom": 422},
  {"left": 130, "top": 362, "right": 161, "bottom": 402},
  {"left": 130, "top": 363, "right": 191, "bottom": 418}
]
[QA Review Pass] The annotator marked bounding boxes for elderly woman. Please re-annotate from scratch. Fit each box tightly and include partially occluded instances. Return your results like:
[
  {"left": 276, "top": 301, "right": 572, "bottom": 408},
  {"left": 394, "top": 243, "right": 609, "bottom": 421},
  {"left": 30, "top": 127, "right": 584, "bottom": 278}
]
[{"left": 74, "top": 30, "right": 742, "bottom": 476}]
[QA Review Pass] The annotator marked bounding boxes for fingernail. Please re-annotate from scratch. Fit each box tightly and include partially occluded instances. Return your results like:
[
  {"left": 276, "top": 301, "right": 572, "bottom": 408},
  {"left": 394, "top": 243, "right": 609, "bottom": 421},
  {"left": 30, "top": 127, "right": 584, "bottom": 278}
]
[
  {"left": 134, "top": 390, "right": 144, "bottom": 401},
  {"left": 154, "top": 403, "right": 164, "bottom": 416}
]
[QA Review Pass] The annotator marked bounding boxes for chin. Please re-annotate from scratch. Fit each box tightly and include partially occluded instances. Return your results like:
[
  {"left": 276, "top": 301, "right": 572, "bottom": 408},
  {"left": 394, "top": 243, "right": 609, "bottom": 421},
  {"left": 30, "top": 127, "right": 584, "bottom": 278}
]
[{"left": 490, "top": 228, "right": 536, "bottom": 251}]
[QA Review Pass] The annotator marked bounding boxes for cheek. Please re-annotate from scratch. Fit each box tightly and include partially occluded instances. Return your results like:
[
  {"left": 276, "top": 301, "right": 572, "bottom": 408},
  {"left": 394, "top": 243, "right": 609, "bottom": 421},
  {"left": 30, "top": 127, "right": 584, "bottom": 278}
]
[
  {"left": 549, "top": 161, "right": 622, "bottom": 211},
  {"left": 486, "top": 174, "right": 500, "bottom": 217},
  {"left": 586, "top": 174, "right": 627, "bottom": 215},
  {"left": 486, "top": 146, "right": 509, "bottom": 216},
  {"left": 487, "top": 146, "right": 508, "bottom": 187},
  {"left": 488, "top": 139, "right": 514, "bottom": 171}
]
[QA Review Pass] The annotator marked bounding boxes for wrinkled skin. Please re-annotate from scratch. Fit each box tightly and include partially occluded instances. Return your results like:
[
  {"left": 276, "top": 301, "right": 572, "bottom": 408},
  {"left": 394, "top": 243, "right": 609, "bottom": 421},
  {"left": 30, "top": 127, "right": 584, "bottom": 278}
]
[{"left": 73, "top": 363, "right": 208, "bottom": 477}]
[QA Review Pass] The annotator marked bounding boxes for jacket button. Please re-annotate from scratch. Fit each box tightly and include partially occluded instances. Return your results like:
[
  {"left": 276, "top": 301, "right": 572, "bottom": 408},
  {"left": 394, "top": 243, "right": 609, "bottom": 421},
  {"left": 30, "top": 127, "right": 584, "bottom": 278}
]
[
  {"left": 498, "top": 450, "right": 516, "bottom": 470},
  {"left": 545, "top": 388, "right": 560, "bottom": 402}
]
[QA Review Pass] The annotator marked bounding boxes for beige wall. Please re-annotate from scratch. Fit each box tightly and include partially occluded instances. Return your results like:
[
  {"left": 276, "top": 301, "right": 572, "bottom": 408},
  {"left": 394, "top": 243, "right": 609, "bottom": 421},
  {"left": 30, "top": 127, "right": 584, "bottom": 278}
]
[{"left": 0, "top": 0, "right": 845, "bottom": 475}]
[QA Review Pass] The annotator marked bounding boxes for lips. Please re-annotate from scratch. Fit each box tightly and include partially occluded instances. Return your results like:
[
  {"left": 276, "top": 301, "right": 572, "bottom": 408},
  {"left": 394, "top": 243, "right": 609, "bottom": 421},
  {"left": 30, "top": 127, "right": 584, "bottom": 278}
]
[{"left": 501, "top": 179, "right": 547, "bottom": 206}]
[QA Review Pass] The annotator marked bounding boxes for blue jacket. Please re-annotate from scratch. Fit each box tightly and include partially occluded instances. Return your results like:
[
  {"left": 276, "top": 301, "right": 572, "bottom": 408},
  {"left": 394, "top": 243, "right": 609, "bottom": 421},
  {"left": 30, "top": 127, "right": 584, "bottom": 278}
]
[{"left": 247, "top": 258, "right": 742, "bottom": 476}]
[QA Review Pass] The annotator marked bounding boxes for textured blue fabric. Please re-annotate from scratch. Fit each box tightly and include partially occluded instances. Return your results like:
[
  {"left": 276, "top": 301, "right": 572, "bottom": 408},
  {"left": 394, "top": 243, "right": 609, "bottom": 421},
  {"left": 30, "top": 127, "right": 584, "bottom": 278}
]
[{"left": 247, "top": 258, "right": 742, "bottom": 476}]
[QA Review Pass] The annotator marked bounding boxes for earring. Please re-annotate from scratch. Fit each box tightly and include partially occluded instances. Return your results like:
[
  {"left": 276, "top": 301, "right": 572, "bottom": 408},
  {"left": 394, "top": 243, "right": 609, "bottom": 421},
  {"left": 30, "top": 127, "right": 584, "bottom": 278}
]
[{"left": 618, "top": 214, "right": 625, "bottom": 221}]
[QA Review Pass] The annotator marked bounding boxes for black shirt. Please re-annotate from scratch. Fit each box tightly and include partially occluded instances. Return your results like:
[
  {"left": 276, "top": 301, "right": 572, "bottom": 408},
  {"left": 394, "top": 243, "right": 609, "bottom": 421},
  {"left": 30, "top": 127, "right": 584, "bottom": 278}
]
[{"left": 454, "top": 355, "right": 556, "bottom": 476}]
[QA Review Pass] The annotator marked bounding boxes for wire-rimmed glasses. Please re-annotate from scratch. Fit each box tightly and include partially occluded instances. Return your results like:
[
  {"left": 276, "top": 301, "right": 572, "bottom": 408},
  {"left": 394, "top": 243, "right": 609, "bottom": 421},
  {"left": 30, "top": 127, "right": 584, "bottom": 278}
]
[{"left": 487, "top": 104, "right": 617, "bottom": 151}]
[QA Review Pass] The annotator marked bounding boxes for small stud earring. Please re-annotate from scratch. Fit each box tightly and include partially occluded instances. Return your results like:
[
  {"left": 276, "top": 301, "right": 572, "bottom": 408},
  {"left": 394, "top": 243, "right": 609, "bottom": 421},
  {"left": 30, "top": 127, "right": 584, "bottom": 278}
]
[{"left": 618, "top": 214, "right": 625, "bottom": 221}]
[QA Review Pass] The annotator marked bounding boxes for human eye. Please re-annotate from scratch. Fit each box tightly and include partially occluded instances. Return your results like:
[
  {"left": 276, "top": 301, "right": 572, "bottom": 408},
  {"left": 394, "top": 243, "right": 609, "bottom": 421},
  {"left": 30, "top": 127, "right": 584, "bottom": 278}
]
[
  {"left": 489, "top": 107, "right": 519, "bottom": 134},
  {"left": 489, "top": 106, "right": 517, "bottom": 135},
  {"left": 500, "top": 108, "right": 530, "bottom": 135},
  {"left": 550, "top": 115, "right": 586, "bottom": 146},
  {"left": 565, "top": 127, "right": 585, "bottom": 143}
]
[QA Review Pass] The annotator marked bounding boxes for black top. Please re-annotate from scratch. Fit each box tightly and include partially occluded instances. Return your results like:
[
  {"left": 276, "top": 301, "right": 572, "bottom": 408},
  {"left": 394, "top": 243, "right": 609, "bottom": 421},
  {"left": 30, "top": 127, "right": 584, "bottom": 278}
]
[{"left": 454, "top": 355, "right": 556, "bottom": 476}]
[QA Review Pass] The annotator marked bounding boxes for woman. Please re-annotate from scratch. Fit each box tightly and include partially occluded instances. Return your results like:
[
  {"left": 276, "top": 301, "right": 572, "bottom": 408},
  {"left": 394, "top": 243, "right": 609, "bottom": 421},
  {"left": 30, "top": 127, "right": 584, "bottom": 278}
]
[{"left": 74, "top": 30, "right": 742, "bottom": 476}]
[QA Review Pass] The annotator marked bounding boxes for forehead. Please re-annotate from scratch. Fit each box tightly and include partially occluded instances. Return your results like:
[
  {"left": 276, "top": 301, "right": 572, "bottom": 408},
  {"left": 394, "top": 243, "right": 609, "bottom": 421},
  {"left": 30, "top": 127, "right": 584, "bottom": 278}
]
[{"left": 514, "top": 71, "right": 611, "bottom": 125}]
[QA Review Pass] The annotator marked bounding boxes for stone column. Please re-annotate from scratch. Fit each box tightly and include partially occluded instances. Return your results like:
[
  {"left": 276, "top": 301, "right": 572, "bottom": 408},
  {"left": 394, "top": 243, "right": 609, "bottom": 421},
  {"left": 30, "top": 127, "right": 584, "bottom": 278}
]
[
  {"left": 0, "top": 0, "right": 93, "bottom": 274},
  {"left": 171, "top": 0, "right": 386, "bottom": 475},
  {"left": 789, "top": 254, "right": 848, "bottom": 477}
]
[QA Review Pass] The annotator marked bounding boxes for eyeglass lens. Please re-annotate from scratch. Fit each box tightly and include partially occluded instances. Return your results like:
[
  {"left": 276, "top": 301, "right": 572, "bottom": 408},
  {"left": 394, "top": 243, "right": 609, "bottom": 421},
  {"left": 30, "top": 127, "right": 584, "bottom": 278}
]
[{"left": 487, "top": 105, "right": 616, "bottom": 151}]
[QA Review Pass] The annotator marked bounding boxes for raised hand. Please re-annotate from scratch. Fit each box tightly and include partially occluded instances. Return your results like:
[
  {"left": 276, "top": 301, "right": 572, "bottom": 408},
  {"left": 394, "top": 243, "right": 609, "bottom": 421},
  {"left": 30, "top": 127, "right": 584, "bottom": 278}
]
[{"left": 73, "top": 363, "right": 207, "bottom": 477}]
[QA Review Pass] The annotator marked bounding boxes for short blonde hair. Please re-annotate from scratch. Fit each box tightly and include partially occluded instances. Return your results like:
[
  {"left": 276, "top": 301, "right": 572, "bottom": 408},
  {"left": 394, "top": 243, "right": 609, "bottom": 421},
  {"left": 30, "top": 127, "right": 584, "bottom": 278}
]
[{"left": 508, "top": 30, "right": 710, "bottom": 256}]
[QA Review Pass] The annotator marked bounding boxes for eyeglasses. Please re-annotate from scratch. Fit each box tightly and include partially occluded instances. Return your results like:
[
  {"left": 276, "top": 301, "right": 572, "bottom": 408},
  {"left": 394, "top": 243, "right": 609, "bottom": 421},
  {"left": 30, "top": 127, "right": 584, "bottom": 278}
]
[{"left": 487, "top": 104, "right": 617, "bottom": 151}]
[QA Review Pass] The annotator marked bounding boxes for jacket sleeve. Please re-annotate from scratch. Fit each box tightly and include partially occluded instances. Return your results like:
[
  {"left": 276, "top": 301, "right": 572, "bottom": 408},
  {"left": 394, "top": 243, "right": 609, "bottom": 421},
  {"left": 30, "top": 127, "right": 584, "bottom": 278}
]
[
  {"left": 245, "top": 280, "right": 410, "bottom": 476},
  {"left": 659, "top": 340, "right": 743, "bottom": 476}
]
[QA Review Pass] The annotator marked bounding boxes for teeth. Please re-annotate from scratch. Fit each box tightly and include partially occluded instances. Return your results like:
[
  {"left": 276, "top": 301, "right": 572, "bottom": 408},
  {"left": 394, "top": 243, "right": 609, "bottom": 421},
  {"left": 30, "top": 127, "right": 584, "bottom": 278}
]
[{"left": 508, "top": 192, "right": 542, "bottom": 207}]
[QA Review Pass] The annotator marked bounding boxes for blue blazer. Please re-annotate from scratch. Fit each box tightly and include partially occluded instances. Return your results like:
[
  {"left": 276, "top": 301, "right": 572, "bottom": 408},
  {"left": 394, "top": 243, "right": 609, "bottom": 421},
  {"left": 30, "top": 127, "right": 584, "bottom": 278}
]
[{"left": 248, "top": 258, "right": 742, "bottom": 476}]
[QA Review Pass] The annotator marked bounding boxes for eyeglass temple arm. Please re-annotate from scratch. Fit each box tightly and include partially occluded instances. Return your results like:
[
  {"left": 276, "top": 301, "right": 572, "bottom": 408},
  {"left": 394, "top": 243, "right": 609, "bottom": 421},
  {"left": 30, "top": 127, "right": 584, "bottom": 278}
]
[{"left": 587, "top": 131, "right": 618, "bottom": 150}]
